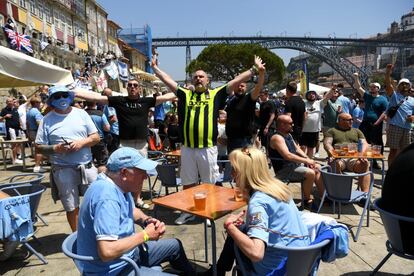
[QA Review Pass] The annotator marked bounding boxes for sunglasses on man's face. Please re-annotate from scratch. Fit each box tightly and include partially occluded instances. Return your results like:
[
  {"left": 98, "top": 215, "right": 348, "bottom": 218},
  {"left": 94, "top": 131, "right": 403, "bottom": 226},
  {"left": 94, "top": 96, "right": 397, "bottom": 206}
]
[
  {"left": 128, "top": 83, "right": 139, "bottom": 88},
  {"left": 52, "top": 93, "right": 69, "bottom": 100}
]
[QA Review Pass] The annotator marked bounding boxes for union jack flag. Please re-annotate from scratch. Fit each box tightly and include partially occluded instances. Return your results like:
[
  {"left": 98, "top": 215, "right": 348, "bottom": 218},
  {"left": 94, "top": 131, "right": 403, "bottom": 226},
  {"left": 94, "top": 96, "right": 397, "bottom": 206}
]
[{"left": 3, "top": 27, "right": 33, "bottom": 54}]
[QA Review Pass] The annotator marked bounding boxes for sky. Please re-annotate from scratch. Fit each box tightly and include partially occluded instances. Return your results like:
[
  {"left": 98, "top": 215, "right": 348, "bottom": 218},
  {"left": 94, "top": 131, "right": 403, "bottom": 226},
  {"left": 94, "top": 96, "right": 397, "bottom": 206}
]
[{"left": 97, "top": 0, "right": 413, "bottom": 80}]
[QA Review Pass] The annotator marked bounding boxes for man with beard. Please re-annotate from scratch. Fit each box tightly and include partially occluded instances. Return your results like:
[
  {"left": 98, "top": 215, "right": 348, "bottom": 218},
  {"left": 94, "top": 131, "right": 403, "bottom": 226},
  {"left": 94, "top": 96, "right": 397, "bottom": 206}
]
[
  {"left": 322, "top": 85, "right": 342, "bottom": 136},
  {"left": 323, "top": 113, "right": 370, "bottom": 201},
  {"left": 225, "top": 57, "right": 266, "bottom": 153},
  {"left": 385, "top": 64, "right": 414, "bottom": 165},
  {"left": 300, "top": 90, "right": 333, "bottom": 158},
  {"left": 152, "top": 54, "right": 265, "bottom": 225},
  {"left": 0, "top": 97, "right": 22, "bottom": 164},
  {"left": 353, "top": 73, "right": 388, "bottom": 169}
]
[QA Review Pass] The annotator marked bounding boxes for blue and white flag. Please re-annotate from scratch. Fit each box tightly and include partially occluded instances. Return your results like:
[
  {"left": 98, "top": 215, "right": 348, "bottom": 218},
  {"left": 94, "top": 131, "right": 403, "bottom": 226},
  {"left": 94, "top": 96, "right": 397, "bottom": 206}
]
[
  {"left": 118, "top": 61, "right": 129, "bottom": 82},
  {"left": 105, "top": 61, "right": 119, "bottom": 80}
]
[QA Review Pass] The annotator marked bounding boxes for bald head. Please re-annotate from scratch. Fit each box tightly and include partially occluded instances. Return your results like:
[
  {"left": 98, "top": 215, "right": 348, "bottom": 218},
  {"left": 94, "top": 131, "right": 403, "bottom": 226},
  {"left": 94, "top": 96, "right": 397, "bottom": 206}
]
[
  {"left": 337, "top": 113, "right": 353, "bottom": 130},
  {"left": 276, "top": 114, "right": 294, "bottom": 134},
  {"left": 277, "top": 114, "right": 292, "bottom": 125}
]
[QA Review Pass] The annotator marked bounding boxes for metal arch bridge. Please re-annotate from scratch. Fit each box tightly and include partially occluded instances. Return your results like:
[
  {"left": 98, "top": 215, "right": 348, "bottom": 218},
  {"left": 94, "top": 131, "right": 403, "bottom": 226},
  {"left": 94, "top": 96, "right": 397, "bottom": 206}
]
[{"left": 152, "top": 36, "right": 414, "bottom": 87}]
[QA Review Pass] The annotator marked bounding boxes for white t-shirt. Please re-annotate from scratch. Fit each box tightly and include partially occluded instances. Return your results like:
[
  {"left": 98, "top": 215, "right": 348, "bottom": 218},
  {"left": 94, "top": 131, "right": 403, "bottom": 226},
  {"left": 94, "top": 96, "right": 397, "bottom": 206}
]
[
  {"left": 302, "top": 100, "right": 324, "bottom": 133},
  {"left": 217, "top": 123, "right": 227, "bottom": 156}
]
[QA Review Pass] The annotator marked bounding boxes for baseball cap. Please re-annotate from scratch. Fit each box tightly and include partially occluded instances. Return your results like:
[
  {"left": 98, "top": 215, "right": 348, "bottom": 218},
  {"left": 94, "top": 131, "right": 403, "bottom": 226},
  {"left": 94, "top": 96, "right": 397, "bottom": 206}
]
[
  {"left": 398, "top": 78, "right": 411, "bottom": 87},
  {"left": 106, "top": 147, "right": 157, "bottom": 172},
  {"left": 370, "top": 82, "right": 381, "bottom": 90},
  {"left": 47, "top": 85, "right": 74, "bottom": 102}
]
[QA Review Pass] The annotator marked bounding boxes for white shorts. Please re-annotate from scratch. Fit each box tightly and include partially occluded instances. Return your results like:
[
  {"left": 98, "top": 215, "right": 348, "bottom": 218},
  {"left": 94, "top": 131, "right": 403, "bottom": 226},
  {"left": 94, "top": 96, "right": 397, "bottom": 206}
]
[
  {"left": 120, "top": 139, "right": 148, "bottom": 157},
  {"left": 180, "top": 146, "right": 219, "bottom": 185}
]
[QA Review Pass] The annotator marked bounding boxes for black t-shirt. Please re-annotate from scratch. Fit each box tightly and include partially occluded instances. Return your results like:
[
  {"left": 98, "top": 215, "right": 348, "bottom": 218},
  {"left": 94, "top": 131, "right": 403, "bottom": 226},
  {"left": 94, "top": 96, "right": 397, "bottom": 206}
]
[
  {"left": 381, "top": 142, "right": 414, "bottom": 254},
  {"left": 108, "top": 96, "right": 156, "bottom": 140},
  {"left": 0, "top": 107, "right": 20, "bottom": 129},
  {"left": 285, "top": 96, "right": 305, "bottom": 129},
  {"left": 225, "top": 93, "right": 256, "bottom": 138},
  {"left": 259, "top": 100, "right": 276, "bottom": 129}
]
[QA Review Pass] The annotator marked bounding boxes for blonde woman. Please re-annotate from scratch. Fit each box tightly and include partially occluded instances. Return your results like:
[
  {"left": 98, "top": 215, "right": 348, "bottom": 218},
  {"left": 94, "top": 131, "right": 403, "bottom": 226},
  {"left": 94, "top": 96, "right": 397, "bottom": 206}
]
[{"left": 205, "top": 147, "right": 310, "bottom": 275}]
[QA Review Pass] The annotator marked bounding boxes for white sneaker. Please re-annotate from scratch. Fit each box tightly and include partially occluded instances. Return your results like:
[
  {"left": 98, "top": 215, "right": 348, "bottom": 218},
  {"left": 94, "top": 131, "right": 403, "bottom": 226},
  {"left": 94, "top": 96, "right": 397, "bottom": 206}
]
[
  {"left": 174, "top": 213, "right": 195, "bottom": 225},
  {"left": 0, "top": 240, "right": 19, "bottom": 261},
  {"left": 314, "top": 153, "right": 320, "bottom": 158},
  {"left": 14, "top": 159, "right": 23, "bottom": 164},
  {"left": 135, "top": 198, "right": 150, "bottom": 209},
  {"left": 33, "top": 166, "right": 46, "bottom": 173}
]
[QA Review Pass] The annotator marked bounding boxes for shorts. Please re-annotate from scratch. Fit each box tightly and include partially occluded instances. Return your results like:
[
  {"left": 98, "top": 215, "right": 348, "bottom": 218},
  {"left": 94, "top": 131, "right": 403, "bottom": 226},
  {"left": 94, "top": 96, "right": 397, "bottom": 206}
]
[
  {"left": 387, "top": 124, "right": 411, "bottom": 150},
  {"left": 7, "top": 128, "right": 20, "bottom": 140},
  {"left": 120, "top": 139, "right": 148, "bottom": 157},
  {"left": 180, "top": 146, "right": 219, "bottom": 185},
  {"left": 329, "top": 158, "right": 359, "bottom": 172},
  {"left": 299, "top": 132, "right": 319, "bottom": 148},
  {"left": 51, "top": 164, "right": 97, "bottom": 212},
  {"left": 276, "top": 163, "right": 308, "bottom": 183},
  {"left": 27, "top": 130, "right": 37, "bottom": 141}
]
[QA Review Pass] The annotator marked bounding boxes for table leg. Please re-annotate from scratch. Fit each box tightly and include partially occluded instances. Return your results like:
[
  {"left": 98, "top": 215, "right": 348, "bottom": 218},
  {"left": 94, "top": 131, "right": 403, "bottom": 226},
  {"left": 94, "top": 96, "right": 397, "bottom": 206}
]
[
  {"left": 204, "top": 219, "right": 208, "bottom": 263},
  {"left": 381, "top": 159, "right": 385, "bottom": 185},
  {"left": 21, "top": 142, "right": 26, "bottom": 171},
  {"left": 211, "top": 220, "right": 217, "bottom": 276},
  {"left": 1, "top": 142, "right": 6, "bottom": 170}
]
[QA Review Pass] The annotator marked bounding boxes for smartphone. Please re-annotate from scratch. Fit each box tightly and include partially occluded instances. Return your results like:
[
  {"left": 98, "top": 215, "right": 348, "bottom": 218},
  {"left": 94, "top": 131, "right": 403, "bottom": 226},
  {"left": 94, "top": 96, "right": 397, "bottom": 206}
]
[{"left": 61, "top": 137, "right": 70, "bottom": 145}]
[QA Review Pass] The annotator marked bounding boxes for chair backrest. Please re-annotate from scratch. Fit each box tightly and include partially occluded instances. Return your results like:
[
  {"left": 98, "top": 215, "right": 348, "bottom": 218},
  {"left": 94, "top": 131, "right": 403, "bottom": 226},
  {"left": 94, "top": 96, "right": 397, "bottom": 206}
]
[
  {"left": 5, "top": 173, "right": 45, "bottom": 187},
  {"left": 62, "top": 232, "right": 140, "bottom": 275},
  {"left": 0, "top": 184, "right": 46, "bottom": 223},
  {"left": 147, "top": 150, "right": 164, "bottom": 160},
  {"left": 272, "top": 239, "right": 330, "bottom": 276},
  {"left": 320, "top": 166, "right": 368, "bottom": 201},
  {"left": 374, "top": 198, "right": 414, "bottom": 254},
  {"left": 156, "top": 164, "right": 179, "bottom": 187}
]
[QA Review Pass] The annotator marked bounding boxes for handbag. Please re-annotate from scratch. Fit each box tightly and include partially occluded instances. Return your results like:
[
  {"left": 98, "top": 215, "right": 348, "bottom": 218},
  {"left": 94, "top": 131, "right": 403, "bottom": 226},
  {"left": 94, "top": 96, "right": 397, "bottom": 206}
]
[{"left": 387, "top": 96, "right": 407, "bottom": 118}]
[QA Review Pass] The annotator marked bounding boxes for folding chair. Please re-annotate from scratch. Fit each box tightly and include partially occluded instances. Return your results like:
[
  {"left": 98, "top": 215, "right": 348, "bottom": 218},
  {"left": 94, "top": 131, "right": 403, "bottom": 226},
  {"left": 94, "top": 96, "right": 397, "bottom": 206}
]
[
  {"left": 155, "top": 163, "right": 182, "bottom": 197},
  {"left": 370, "top": 198, "right": 414, "bottom": 275},
  {"left": 0, "top": 184, "right": 48, "bottom": 264},
  {"left": 317, "top": 166, "right": 374, "bottom": 242},
  {"left": 216, "top": 159, "right": 233, "bottom": 188},
  {"left": 232, "top": 239, "right": 330, "bottom": 275},
  {"left": 1, "top": 173, "right": 47, "bottom": 226},
  {"left": 62, "top": 232, "right": 141, "bottom": 275}
]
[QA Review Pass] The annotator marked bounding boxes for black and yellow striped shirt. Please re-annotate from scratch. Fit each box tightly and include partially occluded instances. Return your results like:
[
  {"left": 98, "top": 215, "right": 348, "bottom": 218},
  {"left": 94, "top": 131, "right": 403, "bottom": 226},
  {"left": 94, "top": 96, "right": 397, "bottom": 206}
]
[{"left": 176, "top": 85, "right": 228, "bottom": 148}]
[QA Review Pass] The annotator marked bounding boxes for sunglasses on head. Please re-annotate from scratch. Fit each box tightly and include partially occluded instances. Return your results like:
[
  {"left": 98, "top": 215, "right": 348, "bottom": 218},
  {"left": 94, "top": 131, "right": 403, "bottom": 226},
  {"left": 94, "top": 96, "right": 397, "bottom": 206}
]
[
  {"left": 128, "top": 83, "right": 139, "bottom": 88},
  {"left": 52, "top": 93, "right": 69, "bottom": 100},
  {"left": 241, "top": 146, "right": 252, "bottom": 158}
]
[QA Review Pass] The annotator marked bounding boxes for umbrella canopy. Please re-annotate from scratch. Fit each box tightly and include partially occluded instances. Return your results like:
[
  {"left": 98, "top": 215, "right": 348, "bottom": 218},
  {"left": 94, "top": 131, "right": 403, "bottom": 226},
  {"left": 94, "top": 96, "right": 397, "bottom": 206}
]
[
  {"left": 277, "top": 82, "right": 330, "bottom": 97},
  {"left": 0, "top": 45, "right": 74, "bottom": 88}
]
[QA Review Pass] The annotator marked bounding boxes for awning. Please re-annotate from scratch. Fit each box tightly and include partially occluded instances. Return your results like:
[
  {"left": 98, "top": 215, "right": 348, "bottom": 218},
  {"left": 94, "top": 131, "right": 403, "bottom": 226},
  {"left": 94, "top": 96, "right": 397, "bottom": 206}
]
[
  {"left": 132, "top": 69, "right": 159, "bottom": 82},
  {"left": 0, "top": 45, "right": 74, "bottom": 88}
]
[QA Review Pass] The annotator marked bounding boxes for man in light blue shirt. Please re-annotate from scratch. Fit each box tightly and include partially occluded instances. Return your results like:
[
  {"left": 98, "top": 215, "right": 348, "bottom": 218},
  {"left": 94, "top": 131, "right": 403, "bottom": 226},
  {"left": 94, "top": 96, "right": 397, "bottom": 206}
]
[
  {"left": 337, "top": 83, "right": 353, "bottom": 114},
  {"left": 26, "top": 95, "right": 45, "bottom": 172},
  {"left": 77, "top": 147, "right": 195, "bottom": 275},
  {"left": 385, "top": 64, "right": 414, "bottom": 165},
  {"left": 36, "top": 86, "right": 100, "bottom": 232},
  {"left": 352, "top": 100, "right": 364, "bottom": 129}
]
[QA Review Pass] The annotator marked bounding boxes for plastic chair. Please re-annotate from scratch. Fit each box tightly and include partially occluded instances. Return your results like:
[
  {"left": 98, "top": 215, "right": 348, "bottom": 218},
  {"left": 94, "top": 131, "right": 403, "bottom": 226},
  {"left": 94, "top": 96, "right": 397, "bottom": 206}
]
[
  {"left": 61, "top": 232, "right": 141, "bottom": 275},
  {"left": 155, "top": 163, "right": 182, "bottom": 196},
  {"left": 370, "top": 198, "right": 414, "bottom": 275},
  {"left": 216, "top": 159, "right": 233, "bottom": 188},
  {"left": 317, "top": 166, "right": 374, "bottom": 242},
  {"left": 0, "top": 136, "right": 13, "bottom": 166},
  {"left": 232, "top": 239, "right": 330, "bottom": 276},
  {"left": 1, "top": 173, "right": 47, "bottom": 226},
  {"left": 0, "top": 184, "right": 48, "bottom": 264},
  {"left": 146, "top": 158, "right": 167, "bottom": 201}
]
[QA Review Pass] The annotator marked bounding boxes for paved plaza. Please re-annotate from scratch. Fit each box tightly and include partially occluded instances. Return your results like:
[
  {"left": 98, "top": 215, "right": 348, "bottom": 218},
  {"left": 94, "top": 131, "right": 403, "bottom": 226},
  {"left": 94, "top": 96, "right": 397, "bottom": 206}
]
[{"left": 1, "top": 146, "right": 413, "bottom": 276}]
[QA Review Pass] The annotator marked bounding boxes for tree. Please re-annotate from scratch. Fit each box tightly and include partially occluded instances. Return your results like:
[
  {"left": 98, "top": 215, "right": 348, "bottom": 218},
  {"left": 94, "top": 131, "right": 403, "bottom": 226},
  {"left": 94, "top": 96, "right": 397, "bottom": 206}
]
[{"left": 187, "top": 44, "right": 285, "bottom": 83}]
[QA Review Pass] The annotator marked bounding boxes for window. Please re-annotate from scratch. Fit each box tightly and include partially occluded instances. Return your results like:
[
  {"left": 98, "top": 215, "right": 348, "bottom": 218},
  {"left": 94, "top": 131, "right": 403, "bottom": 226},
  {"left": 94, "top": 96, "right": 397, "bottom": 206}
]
[
  {"left": 44, "top": 6, "right": 51, "bottom": 23},
  {"left": 19, "top": 0, "right": 27, "bottom": 9},
  {"left": 37, "top": 0, "right": 43, "bottom": 19},
  {"left": 29, "top": 0, "right": 36, "bottom": 14}
]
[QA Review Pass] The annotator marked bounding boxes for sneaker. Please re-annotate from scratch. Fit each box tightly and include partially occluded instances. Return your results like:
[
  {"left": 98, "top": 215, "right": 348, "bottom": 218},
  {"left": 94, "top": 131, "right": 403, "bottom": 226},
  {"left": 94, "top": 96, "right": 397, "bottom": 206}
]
[
  {"left": 372, "top": 161, "right": 381, "bottom": 170},
  {"left": 0, "top": 240, "right": 19, "bottom": 261},
  {"left": 33, "top": 166, "right": 46, "bottom": 173},
  {"left": 303, "top": 199, "right": 318, "bottom": 212},
  {"left": 174, "top": 213, "right": 195, "bottom": 225},
  {"left": 14, "top": 159, "right": 23, "bottom": 164},
  {"left": 135, "top": 198, "right": 150, "bottom": 209},
  {"left": 314, "top": 153, "right": 320, "bottom": 158}
]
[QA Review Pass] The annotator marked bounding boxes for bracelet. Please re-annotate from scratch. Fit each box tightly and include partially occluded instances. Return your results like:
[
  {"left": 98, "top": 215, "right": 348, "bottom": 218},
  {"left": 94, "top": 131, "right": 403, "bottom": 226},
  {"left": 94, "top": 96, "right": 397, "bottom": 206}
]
[
  {"left": 142, "top": 230, "right": 149, "bottom": 242},
  {"left": 224, "top": 221, "right": 234, "bottom": 230},
  {"left": 250, "top": 65, "right": 259, "bottom": 75}
]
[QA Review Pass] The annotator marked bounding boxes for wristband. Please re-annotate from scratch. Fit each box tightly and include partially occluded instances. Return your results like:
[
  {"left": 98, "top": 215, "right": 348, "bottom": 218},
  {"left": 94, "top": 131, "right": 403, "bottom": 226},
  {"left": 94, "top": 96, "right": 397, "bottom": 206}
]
[
  {"left": 250, "top": 65, "right": 259, "bottom": 75},
  {"left": 142, "top": 230, "right": 149, "bottom": 242},
  {"left": 224, "top": 221, "right": 234, "bottom": 230}
]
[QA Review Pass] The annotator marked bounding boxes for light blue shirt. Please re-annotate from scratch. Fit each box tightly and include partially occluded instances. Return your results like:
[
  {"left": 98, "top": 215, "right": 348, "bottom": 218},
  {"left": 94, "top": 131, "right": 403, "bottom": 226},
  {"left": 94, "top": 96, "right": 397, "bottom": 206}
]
[
  {"left": 87, "top": 110, "right": 109, "bottom": 139},
  {"left": 337, "top": 95, "right": 353, "bottom": 114},
  {"left": 26, "top": 107, "right": 43, "bottom": 131},
  {"left": 35, "top": 108, "right": 97, "bottom": 166},
  {"left": 246, "top": 191, "right": 310, "bottom": 275},
  {"left": 352, "top": 106, "right": 364, "bottom": 128},
  {"left": 387, "top": 91, "right": 414, "bottom": 129},
  {"left": 77, "top": 173, "right": 135, "bottom": 275},
  {"left": 0, "top": 195, "right": 33, "bottom": 242},
  {"left": 103, "top": 105, "right": 119, "bottom": 135}
]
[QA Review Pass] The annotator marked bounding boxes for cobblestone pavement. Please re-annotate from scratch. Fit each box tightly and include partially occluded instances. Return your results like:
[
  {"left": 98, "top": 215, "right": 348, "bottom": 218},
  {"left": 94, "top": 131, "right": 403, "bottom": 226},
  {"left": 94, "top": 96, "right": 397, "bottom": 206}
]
[{"left": 1, "top": 145, "right": 413, "bottom": 275}]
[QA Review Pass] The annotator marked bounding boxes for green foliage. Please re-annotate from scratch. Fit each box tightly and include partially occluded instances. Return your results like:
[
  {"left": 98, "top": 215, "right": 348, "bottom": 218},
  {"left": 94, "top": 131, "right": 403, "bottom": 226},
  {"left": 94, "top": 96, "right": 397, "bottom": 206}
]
[{"left": 187, "top": 44, "right": 285, "bottom": 83}]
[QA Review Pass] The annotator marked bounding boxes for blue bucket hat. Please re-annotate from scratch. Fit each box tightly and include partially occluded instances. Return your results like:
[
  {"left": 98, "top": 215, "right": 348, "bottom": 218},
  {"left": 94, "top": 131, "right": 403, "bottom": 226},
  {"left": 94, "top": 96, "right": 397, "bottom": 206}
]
[
  {"left": 47, "top": 85, "right": 75, "bottom": 103},
  {"left": 107, "top": 147, "right": 157, "bottom": 172}
]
